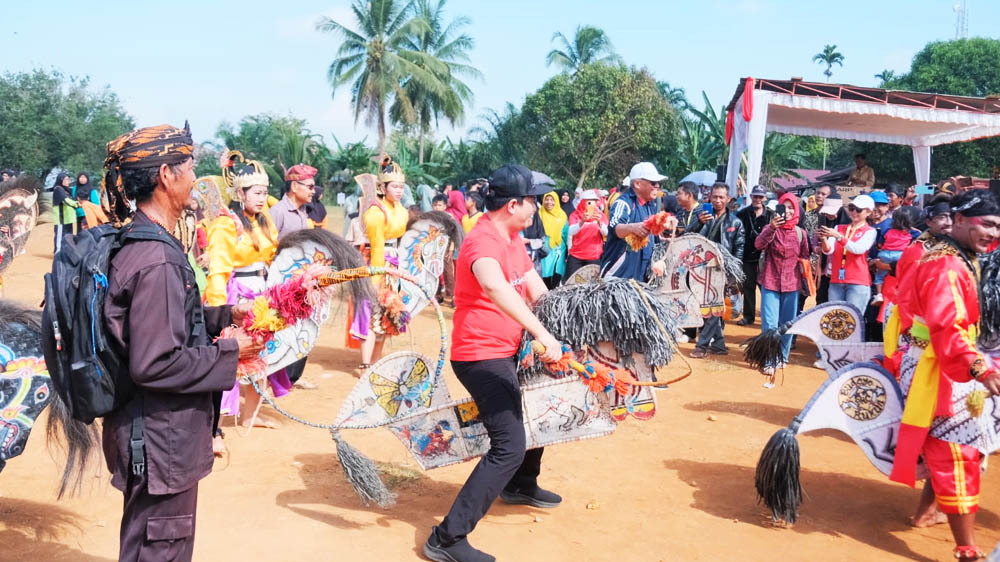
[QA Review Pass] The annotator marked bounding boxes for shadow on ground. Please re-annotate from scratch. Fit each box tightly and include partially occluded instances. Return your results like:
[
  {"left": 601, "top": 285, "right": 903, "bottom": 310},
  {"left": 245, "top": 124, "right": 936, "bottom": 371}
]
[
  {"left": 662, "top": 458, "right": 999, "bottom": 562},
  {"left": 276, "top": 452, "right": 543, "bottom": 558},
  {"left": 0, "top": 498, "right": 114, "bottom": 561}
]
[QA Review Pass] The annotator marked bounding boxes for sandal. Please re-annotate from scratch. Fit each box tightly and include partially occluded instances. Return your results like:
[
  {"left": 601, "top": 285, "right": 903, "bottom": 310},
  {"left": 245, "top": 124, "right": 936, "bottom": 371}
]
[
  {"left": 954, "top": 546, "right": 983, "bottom": 560},
  {"left": 353, "top": 363, "right": 371, "bottom": 378}
]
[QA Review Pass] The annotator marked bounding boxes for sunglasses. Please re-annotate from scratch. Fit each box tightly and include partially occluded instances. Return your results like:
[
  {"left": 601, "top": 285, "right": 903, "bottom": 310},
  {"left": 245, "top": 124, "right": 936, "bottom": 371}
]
[{"left": 847, "top": 205, "right": 861, "bottom": 212}]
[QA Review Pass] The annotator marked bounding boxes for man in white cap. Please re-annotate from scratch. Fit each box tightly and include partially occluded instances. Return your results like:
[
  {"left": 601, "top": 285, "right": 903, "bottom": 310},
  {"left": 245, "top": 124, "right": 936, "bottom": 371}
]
[{"left": 599, "top": 162, "right": 676, "bottom": 281}]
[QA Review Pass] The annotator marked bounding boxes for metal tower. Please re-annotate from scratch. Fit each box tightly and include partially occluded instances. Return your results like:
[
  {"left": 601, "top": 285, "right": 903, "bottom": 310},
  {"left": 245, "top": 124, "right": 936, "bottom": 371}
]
[{"left": 954, "top": 0, "right": 969, "bottom": 39}]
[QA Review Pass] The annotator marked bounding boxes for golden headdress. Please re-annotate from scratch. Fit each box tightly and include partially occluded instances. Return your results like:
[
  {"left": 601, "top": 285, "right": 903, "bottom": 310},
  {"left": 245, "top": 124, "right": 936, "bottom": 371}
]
[
  {"left": 222, "top": 149, "right": 269, "bottom": 198},
  {"left": 376, "top": 154, "right": 405, "bottom": 194}
]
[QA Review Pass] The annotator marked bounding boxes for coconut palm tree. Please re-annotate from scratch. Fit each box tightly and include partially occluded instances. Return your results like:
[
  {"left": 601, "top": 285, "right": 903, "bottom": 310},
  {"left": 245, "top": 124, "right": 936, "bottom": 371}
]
[
  {"left": 545, "top": 25, "right": 621, "bottom": 74},
  {"left": 874, "top": 69, "right": 896, "bottom": 87},
  {"left": 316, "top": 0, "right": 447, "bottom": 153},
  {"left": 812, "top": 44, "right": 845, "bottom": 81},
  {"left": 391, "top": 0, "right": 481, "bottom": 164}
]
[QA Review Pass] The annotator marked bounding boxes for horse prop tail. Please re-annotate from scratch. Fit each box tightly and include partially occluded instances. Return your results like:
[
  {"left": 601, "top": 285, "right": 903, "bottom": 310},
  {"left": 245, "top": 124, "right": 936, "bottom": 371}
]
[
  {"left": 754, "top": 417, "right": 803, "bottom": 524},
  {"left": 741, "top": 319, "right": 795, "bottom": 371},
  {"left": 329, "top": 429, "right": 396, "bottom": 508}
]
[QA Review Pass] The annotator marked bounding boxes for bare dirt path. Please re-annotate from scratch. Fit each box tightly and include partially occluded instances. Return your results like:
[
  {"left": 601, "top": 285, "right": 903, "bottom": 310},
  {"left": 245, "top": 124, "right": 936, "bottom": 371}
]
[{"left": 1, "top": 213, "right": 996, "bottom": 561}]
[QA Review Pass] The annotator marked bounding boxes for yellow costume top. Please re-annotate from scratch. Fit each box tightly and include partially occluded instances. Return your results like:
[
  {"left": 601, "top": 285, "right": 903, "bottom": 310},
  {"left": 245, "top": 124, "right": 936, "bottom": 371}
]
[
  {"left": 364, "top": 200, "right": 408, "bottom": 267},
  {"left": 462, "top": 212, "right": 482, "bottom": 233},
  {"left": 204, "top": 210, "right": 279, "bottom": 306}
]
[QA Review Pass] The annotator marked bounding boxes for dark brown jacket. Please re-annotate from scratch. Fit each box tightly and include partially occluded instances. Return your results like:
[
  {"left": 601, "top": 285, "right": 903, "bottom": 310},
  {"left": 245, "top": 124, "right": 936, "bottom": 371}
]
[{"left": 102, "top": 212, "right": 238, "bottom": 495}]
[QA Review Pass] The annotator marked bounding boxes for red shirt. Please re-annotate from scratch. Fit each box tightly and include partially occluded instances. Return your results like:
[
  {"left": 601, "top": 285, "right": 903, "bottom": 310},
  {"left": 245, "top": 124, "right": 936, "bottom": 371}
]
[
  {"left": 568, "top": 203, "right": 606, "bottom": 260},
  {"left": 830, "top": 223, "right": 874, "bottom": 285},
  {"left": 451, "top": 214, "right": 533, "bottom": 361}
]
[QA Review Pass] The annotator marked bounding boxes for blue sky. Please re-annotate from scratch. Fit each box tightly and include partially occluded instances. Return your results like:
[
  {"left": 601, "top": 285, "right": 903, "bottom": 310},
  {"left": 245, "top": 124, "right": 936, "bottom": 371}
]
[{"left": 2, "top": 1, "right": 995, "bottom": 145}]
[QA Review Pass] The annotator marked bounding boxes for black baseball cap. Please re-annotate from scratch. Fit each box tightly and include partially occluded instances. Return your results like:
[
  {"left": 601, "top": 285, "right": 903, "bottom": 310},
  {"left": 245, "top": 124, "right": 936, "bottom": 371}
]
[{"left": 486, "top": 164, "right": 549, "bottom": 198}]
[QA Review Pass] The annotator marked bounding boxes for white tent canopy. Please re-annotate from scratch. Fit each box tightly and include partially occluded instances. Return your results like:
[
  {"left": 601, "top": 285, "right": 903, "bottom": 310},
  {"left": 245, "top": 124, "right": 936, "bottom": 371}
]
[{"left": 725, "top": 78, "right": 1000, "bottom": 195}]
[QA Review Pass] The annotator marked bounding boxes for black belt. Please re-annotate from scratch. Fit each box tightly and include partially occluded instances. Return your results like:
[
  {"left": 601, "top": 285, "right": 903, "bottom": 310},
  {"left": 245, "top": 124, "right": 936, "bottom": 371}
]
[{"left": 233, "top": 269, "right": 266, "bottom": 278}]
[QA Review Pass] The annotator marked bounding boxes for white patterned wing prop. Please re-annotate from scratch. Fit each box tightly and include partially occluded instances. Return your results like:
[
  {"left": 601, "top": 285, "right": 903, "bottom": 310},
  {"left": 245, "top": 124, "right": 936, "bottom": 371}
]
[
  {"left": 796, "top": 362, "right": 911, "bottom": 477},
  {"left": 262, "top": 238, "right": 334, "bottom": 375},
  {"left": 785, "top": 302, "right": 882, "bottom": 376},
  {"left": 397, "top": 217, "right": 451, "bottom": 319}
]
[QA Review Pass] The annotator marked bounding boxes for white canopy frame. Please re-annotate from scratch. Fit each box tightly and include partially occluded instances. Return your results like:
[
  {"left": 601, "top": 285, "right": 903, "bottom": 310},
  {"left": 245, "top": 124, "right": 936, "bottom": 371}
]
[{"left": 725, "top": 79, "right": 1000, "bottom": 196}]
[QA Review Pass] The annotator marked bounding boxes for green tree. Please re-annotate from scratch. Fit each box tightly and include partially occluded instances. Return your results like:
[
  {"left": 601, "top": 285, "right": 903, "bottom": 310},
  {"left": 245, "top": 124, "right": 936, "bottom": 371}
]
[
  {"left": 874, "top": 69, "right": 896, "bottom": 87},
  {"left": 545, "top": 25, "right": 621, "bottom": 74},
  {"left": 214, "top": 113, "right": 337, "bottom": 196},
  {"left": 0, "top": 69, "right": 134, "bottom": 179},
  {"left": 520, "top": 64, "right": 679, "bottom": 188},
  {"left": 391, "top": 0, "right": 481, "bottom": 164},
  {"left": 853, "top": 38, "right": 1000, "bottom": 183},
  {"left": 316, "top": 0, "right": 447, "bottom": 153},
  {"left": 657, "top": 81, "right": 689, "bottom": 110},
  {"left": 331, "top": 135, "right": 375, "bottom": 182},
  {"left": 812, "top": 44, "right": 844, "bottom": 81}
]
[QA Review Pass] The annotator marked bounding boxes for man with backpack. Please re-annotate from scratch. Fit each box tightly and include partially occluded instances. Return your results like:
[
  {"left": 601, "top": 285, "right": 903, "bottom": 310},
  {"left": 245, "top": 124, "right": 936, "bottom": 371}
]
[{"left": 63, "top": 123, "right": 260, "bottom": 561}]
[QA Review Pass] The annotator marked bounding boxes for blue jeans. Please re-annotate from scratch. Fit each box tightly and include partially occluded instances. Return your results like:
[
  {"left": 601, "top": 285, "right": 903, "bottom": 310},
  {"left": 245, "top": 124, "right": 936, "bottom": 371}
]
[
  {"left": 874, "top": 249, "right": 903, "bottom": 285},
  {"left": 828, "top": 283, "right": 871, "bottom": 316},
  {"left": 760, "top": 288, "right": 799, "bottom": 364}
]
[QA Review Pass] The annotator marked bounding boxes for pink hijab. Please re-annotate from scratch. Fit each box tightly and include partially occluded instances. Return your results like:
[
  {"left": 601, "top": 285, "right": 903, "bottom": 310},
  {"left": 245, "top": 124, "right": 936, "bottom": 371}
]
[{"left": 446, "top": 190, "right": 467, "bottom": 222}]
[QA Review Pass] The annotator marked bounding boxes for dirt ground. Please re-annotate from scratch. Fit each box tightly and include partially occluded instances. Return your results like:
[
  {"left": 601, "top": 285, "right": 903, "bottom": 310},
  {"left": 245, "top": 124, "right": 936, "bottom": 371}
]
[{"left": 1, "top": 210, "right": 997, "bottom": 562}]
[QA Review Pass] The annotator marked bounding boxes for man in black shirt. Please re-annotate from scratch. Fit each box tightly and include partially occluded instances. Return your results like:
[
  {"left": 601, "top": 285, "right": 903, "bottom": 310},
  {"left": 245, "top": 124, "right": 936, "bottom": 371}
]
[{"left": 735, "top": 185, "right": 771, "bottom": 325}]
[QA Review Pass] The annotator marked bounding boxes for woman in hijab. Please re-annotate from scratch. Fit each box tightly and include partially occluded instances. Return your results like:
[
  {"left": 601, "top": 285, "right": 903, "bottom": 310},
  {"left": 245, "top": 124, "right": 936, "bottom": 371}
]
[
  {"left": 538, "top": 191, "right": 569, "bottom": 288},
  {"left": 445, "top": 189, "right": 467, "bottom": 224},
  {"left": 754, "top": 192, "right": 809, "bottom": 384},
  {"left": 51, "top": 172, "right": 77, "bottom": 252},
  {"left": 559, "top": 189, "right": 575, "bottom": 216}
]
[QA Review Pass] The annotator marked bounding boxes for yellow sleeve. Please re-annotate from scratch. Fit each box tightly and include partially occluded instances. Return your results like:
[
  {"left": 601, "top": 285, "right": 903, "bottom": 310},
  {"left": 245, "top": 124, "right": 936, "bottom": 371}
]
[
  {"left": 365, "top": 205, "right": 387, "bottom": 269},
  {"left": 204, "top": 217, "right": 238, "bottom": 306}
]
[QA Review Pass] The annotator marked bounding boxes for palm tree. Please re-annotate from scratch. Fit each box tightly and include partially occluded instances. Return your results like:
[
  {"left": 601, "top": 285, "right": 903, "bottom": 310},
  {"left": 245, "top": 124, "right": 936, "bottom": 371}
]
[
  {"left": 316, "top": 0, "right": 447, "bottom": 153},
  {"left": 874, "top": 69, "right": 896, "bottom": 87},
  {"left": 812, "top": 44, "right": 845, "bottom": 81},
  {"left": 546, "top": 25, "right": 621, "bottom": 73},
  {"left": 391, "top": 0, "right": 481, "bottom": 164},
  {"left": 812, "top": 44, "right": 844, "bottom": 169},
  {"left": 657, "top": 81, "right": 689, "bottom": 109}
]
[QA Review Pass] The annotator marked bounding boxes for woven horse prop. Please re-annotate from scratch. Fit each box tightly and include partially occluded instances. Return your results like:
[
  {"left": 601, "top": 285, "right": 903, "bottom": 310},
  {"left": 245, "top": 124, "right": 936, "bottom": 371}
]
[
  {"left": 251, "top": 274, "right": 682, "bottom": 507},
  {"left": 0, "top": 175, "right": 43, "bottom": 286},
  {"left": 751, "top": 302, "right": 1000, "bottom": 524},
  {"left": 648, "top": 234, "right": 739, "bottom": 329},
  {"left": 0, "top": 300, "right": 53, "bottom": 474}
]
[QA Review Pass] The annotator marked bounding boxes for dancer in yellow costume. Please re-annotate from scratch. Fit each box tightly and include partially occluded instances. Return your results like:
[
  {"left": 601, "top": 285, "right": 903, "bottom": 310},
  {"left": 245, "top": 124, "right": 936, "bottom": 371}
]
[
  {"left": 205, "top": 151, "right": 289, "bottom": 442},
  {"left": 351, "top": 155, "right": 411, "bottom": 373}
]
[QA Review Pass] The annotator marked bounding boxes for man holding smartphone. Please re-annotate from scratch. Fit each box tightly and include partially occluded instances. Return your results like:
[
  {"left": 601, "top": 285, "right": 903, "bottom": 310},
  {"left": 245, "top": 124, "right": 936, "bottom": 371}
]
[{"left": 691, "top": 184, "right": 745, "bottom": 358}]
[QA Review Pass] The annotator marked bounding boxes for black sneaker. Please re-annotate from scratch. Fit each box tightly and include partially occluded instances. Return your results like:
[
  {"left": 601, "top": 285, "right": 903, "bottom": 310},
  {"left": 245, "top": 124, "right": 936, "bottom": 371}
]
[
  {"left": 499, "top": 486, "right": 562, "bottom": 508},
  {"left": 708, "top": 347, "right": 729, "bottom": 355},
  {"left": 423, "top": 528, "right": 495, "bottom": 562}
]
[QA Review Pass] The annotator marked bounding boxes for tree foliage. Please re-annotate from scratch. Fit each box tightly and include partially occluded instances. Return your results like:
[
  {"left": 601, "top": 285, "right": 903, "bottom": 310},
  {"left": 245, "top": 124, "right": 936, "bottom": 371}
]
[
  {"left": 0, "top": 69, "right": 134, "bottom": 180},
  {"left": 317, "top": 0, "right": 445, "bottom": 152},
  {"left": 853, "top": 38, "right": 1000, "bottom": 183},
  {"left": 812, "top": 44, "right": 844, "bottom": 80},
  {"left": 546, "top": 25, "right": 621, "bottom": 74},
  {"left": 213, "top": 114, "right": 337, "bottom": 198},
  {"left": 518, "top": 64, "right": 679, "bottom": 188}
]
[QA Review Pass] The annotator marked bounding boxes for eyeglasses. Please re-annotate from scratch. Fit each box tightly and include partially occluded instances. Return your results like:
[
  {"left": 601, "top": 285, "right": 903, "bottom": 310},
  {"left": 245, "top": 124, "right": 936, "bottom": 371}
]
[
  {"left": 847, "top": 205, "right": 860, "bottom": 212},
  {"left": 295, "top": 181, "right": 316, "bottom": 189}
]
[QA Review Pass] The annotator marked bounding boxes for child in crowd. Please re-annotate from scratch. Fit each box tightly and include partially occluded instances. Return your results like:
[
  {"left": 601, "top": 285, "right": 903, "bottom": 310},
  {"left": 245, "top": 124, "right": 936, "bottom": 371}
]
[{"left": 871, "top": 208, "right": 920, "bottom": 304}]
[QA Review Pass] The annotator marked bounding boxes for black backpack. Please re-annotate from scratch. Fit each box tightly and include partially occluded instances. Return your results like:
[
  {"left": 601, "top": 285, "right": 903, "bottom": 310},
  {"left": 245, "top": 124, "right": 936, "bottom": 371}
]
[{"left": 41, "top": 222, "right": 180, "bottom": 424}]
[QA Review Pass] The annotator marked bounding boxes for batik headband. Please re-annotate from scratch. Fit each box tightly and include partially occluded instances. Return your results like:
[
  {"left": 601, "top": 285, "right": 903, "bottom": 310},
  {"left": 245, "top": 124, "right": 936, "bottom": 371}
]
[{"left": 104, "top": 122, "right": 194, "bottom": 223}]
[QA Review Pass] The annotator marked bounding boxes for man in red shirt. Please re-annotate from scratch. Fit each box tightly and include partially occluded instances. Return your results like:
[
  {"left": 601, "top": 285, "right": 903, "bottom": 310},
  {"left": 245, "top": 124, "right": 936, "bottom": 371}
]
[{"left": 424, "top": 165, "right": 562, "bottom": 562}]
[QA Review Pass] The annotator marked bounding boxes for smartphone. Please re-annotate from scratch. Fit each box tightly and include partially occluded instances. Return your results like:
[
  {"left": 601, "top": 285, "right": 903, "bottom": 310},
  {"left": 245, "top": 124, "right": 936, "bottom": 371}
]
[
  {"left": 775, "top": 203, "right": 786, "bottom": 218},
  {"left": 701, "top": 202, "right": 713, "bottom": 215}
]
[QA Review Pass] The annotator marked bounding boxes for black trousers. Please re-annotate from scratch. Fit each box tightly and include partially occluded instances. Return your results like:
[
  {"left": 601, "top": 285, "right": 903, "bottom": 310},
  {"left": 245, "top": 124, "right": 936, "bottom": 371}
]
[
  {"left": 438, "top": 356, "right": 543, "bottom": 544},
  {"left": 284, "top": 357, "right": 308, "bottom": 384},
  {"left": 119, "top": 468, "right": 199, "bottom": 562},
  {"left": 565, "top": 255, "right": 597, "bottom": 279},
  {"left": 741, "top": 261, "right": 759, "bottom": 323},
  {"left": 816, "top": 275, "right": 831, "bottom": 305}
]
